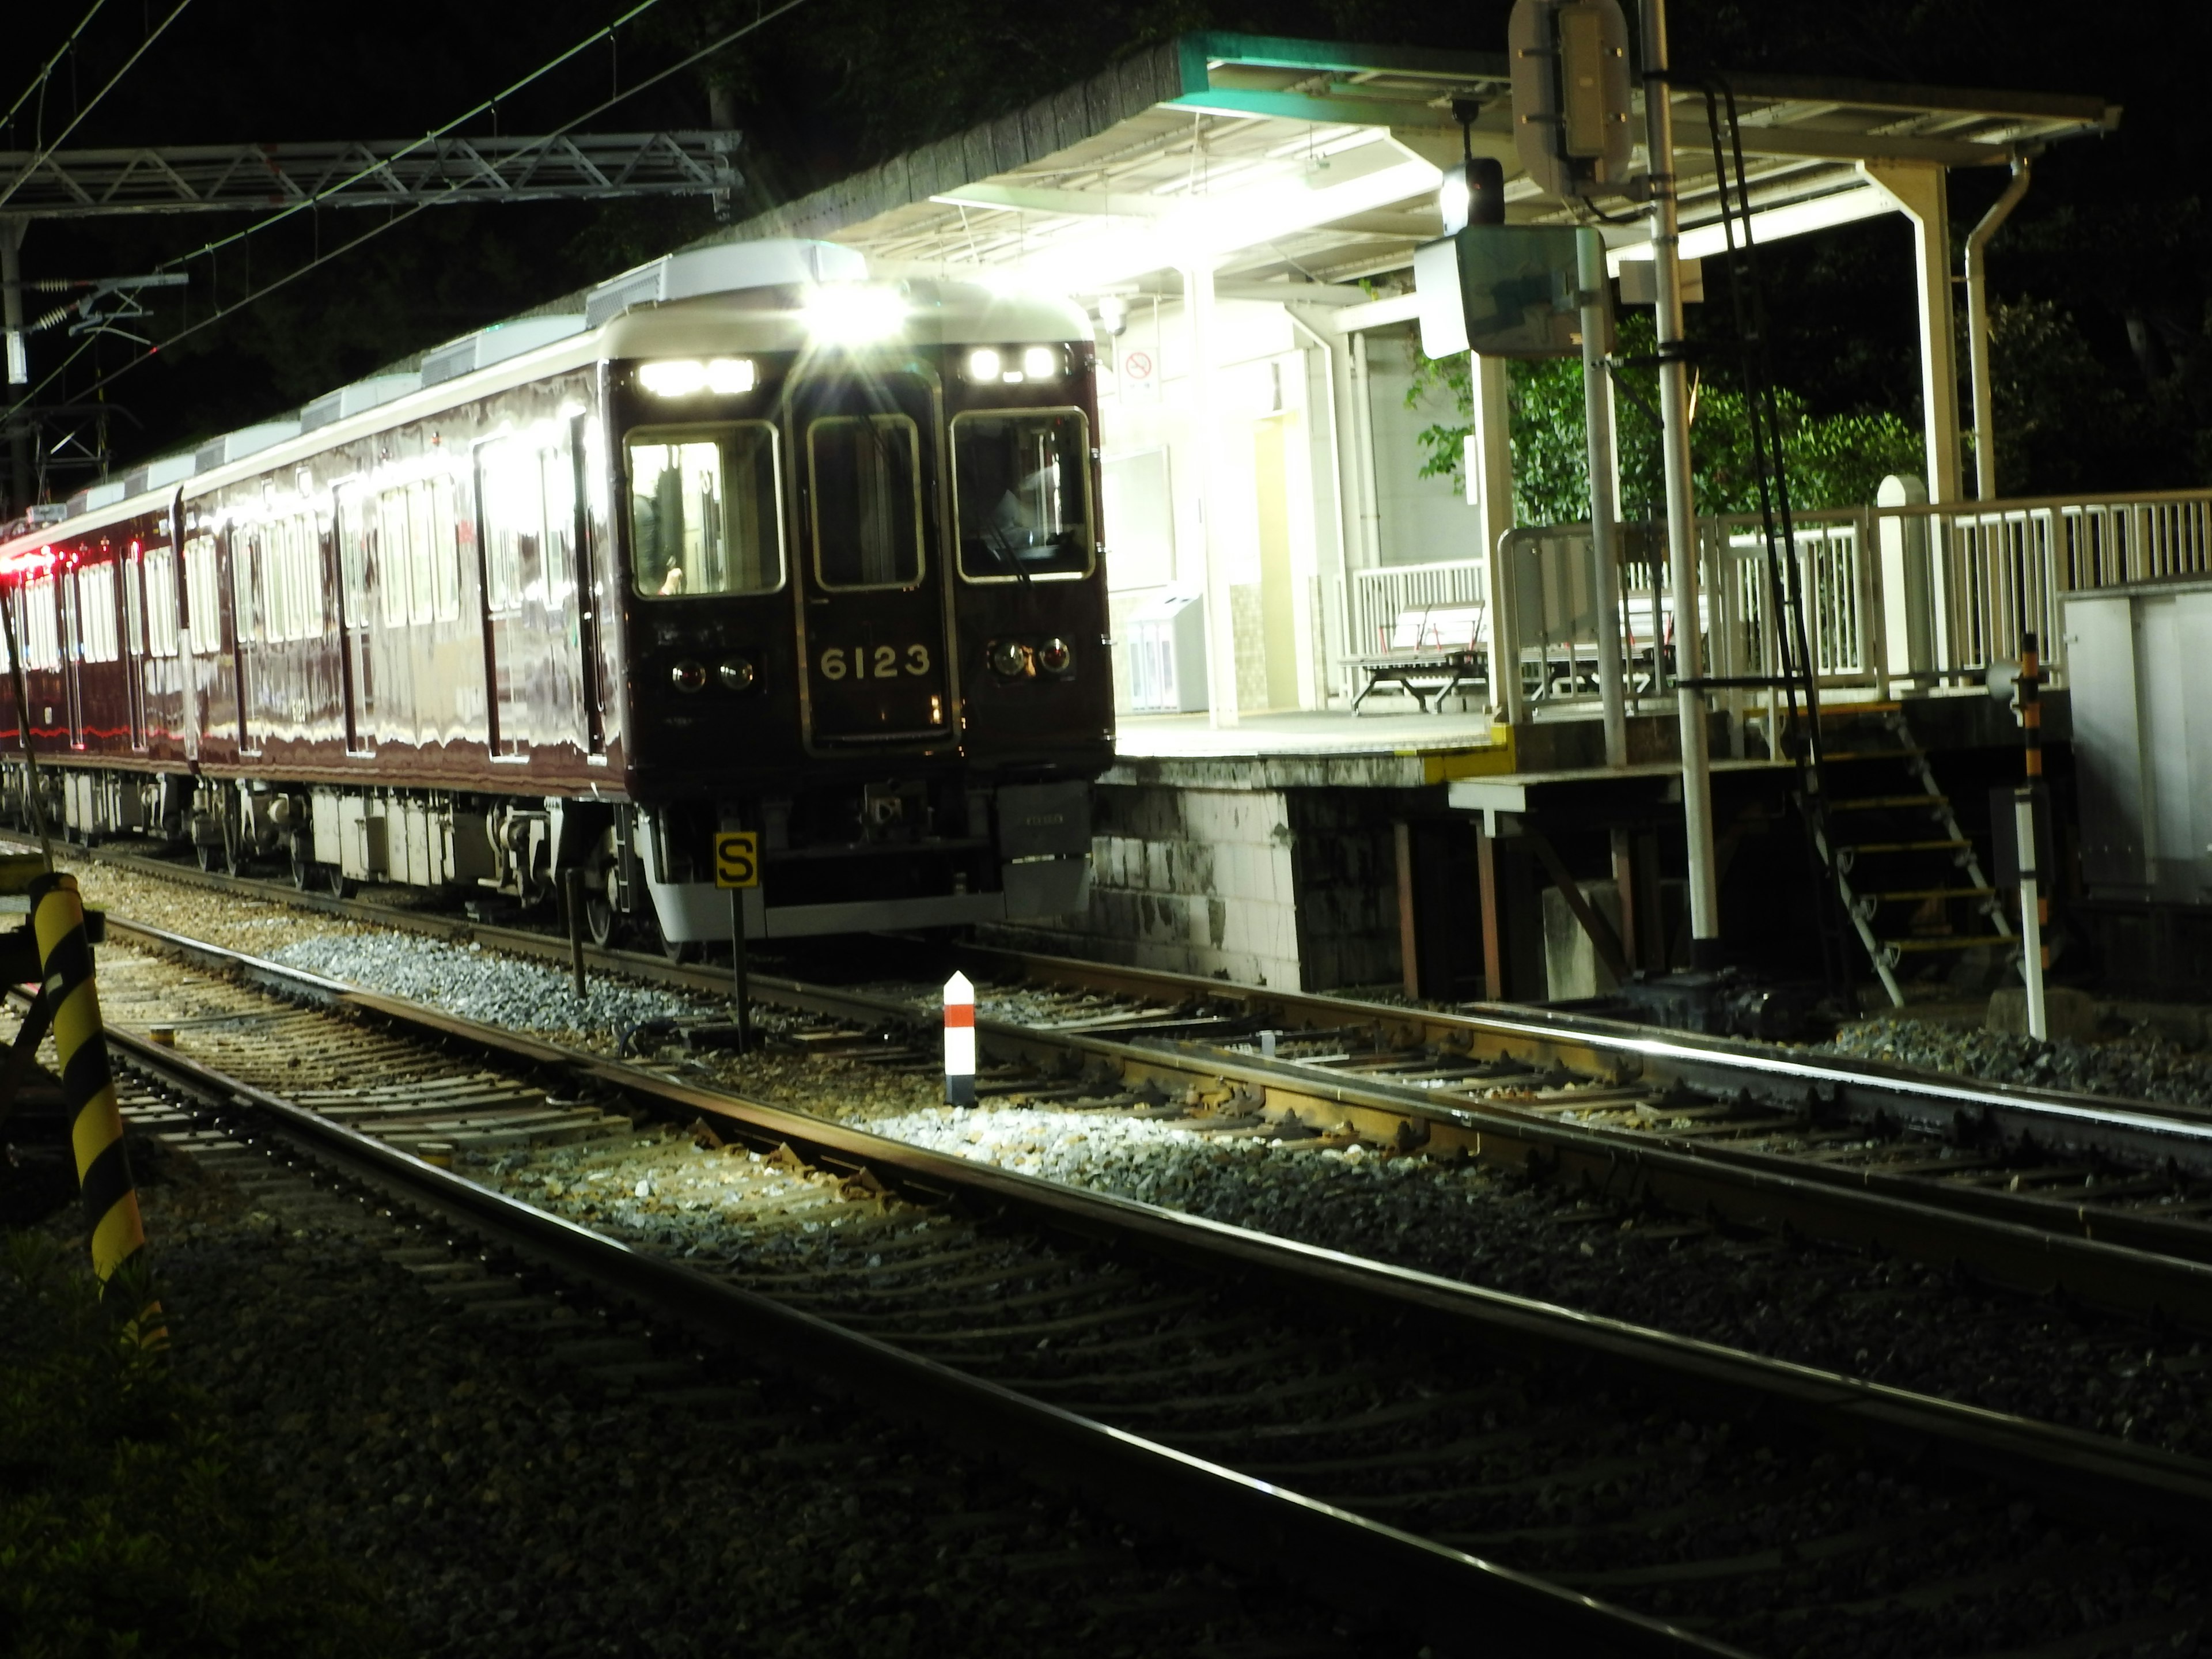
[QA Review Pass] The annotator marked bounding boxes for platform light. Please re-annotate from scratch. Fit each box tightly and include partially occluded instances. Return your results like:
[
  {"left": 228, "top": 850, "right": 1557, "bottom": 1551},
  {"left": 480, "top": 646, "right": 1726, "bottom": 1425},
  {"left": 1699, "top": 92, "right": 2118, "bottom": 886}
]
[
  {"left": 966, "top": 347, "right": 1003, "bottom": 381},
  {"left": 1021, "top": 345, "right": 1059, "bottom": 380},
  {"left": 705, "top": 357, "right": 756, "bottom": 393},
  {"left": 801, "top": 283, "right": 907, "bottom": 346}
]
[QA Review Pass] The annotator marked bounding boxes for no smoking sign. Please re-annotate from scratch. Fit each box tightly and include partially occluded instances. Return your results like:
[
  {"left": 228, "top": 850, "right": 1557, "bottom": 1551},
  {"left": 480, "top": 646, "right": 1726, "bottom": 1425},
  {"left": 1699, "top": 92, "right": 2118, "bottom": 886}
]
[{"left": 1120, "top": 349, "right": 1153, "bottom": 382}]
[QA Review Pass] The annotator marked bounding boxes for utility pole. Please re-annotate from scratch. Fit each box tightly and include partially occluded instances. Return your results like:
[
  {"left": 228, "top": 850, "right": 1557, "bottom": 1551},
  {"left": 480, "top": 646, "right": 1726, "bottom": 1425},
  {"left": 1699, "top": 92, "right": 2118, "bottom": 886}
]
[
  {"left": 1639, "top": 0, "right": 1722, "bottom": 966},
  {"left": 2, "top": 217, "right": 28, "bottom": 517}
]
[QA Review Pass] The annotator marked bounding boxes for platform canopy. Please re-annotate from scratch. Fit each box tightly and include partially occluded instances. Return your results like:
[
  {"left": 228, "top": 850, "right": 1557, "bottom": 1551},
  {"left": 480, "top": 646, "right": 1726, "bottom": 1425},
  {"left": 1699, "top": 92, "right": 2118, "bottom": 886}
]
[{"left": 732, "top": 33, "right": 2115, "bottom": 297}]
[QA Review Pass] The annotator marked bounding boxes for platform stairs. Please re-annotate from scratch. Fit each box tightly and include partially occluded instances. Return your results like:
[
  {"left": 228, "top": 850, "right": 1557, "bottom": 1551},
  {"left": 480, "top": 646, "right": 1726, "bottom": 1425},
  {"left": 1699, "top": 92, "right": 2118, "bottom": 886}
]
[{"left": 1800, "top": 707, "right": 2013, "bottom": 1006}]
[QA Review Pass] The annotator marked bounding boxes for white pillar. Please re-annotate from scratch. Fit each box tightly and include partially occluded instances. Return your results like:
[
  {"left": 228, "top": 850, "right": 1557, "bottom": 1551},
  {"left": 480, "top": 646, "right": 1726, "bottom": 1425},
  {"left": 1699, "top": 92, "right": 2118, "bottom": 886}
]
[
  {"left": 1643, "top": 0, "right": 1722, "bottom": 961},
  {"left": 1184, "top": 262, "right": 1238, "bottom": 729},
  {"left": 1470, "top": 352, "right": 1518, "bottom": 724},
  {"left": 1578, "top": 229, "right": 1628, "bottom": 769},
  {"left": 1863, "top": 160, "right": 1963, "bottom": 506}
]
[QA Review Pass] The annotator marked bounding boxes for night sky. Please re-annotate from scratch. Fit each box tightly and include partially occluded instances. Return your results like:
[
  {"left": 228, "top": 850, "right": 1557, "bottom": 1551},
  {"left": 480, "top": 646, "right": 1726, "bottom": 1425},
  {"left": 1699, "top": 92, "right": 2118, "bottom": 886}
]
[{"left": 5, "top": 0, "right": 2206, "bottom": 506}]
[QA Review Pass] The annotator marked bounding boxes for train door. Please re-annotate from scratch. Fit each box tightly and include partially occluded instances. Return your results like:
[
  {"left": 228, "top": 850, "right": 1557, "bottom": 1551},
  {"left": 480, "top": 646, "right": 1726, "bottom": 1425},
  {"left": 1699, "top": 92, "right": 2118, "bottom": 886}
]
[
  {"left": 478, "top": 429, "right": 590, "bottom": 759},
  {"left": 60, "top": 565, "right": 83, "bottom": 749},
  {"left": 791, "top": 369, "right": 955, "bottom": 748},
  {"left": 181, "top": 523, "right": 239, "bottom": 763},
  {"left": 123, "top": 539, "right": 149, "bottom": 749},
  {"left": 569, "top": 416, "right": 605, "bottom": 756},
  {"left": 334, "top": 483, "right": 371, "bottom": 751}
]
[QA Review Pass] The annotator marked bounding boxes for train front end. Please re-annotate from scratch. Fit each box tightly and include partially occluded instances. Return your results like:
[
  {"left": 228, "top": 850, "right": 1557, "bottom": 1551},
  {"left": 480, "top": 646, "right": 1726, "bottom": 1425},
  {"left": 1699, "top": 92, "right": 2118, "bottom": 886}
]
[{"left": 600, "top": 254, "right": 1112, "bottom": 948}]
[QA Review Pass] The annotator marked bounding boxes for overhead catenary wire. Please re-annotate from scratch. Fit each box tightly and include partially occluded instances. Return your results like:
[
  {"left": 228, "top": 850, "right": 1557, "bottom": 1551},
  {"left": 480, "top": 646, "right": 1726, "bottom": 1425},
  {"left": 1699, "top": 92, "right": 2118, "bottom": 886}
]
[
  {"left": 1, "top": 0, "right": 109, "bottom": 145},
  {"left": 2, "top": 0, "right": 816, "bottom": 438},
  {"left": 0, "top": 0, "right": 193, "bottom": 215}
]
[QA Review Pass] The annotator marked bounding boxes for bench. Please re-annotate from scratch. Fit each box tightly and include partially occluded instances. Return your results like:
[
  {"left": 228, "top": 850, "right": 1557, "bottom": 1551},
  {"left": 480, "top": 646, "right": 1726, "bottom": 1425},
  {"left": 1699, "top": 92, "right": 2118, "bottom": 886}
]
[{"left": 1347, "top": 604, "right": 1490, "bottom": 714}]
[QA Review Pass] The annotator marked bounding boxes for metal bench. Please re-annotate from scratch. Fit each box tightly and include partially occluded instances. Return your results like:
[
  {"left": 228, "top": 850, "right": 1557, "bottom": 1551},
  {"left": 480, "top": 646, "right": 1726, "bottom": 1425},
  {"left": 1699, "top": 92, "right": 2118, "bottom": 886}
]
[{"left": 1347, "top": 604, "right": 1489, "bottom": 714}]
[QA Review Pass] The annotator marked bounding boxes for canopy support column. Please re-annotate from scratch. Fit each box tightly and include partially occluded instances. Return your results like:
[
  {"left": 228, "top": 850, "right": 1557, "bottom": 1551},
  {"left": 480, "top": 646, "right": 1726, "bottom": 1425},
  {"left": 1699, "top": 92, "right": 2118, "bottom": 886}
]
[
  {"left": 1184, "top": 261, "right": 1239, "bottom": 728},
  {"left": 1865, "top": 159, "right": 1963, "bottom": 505}
]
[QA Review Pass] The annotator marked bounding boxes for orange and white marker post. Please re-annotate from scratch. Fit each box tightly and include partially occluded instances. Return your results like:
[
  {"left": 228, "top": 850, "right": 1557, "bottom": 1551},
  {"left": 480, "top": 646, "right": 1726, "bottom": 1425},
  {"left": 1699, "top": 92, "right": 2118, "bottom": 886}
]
[{"left": 944, "top": 971, "right": 976, "bottom": 1106}]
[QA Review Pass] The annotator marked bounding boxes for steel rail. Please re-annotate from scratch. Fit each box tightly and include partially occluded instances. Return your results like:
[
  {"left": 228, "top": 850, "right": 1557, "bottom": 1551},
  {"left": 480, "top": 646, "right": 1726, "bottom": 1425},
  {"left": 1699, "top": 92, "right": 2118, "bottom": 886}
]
[
  {"left": 90, "top": 914, "right": 2212, "bottom": 1544},
  {"left": 36, "top": 838, "right": 2212, "bottom": 1321}
]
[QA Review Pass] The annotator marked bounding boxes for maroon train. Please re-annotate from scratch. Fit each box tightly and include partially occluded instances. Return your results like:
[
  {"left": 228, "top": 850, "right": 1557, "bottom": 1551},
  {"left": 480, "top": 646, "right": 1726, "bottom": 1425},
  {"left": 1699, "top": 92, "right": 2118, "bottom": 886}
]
[{"left": 0, "top": 241, "right": 1111, "bottom": 949}]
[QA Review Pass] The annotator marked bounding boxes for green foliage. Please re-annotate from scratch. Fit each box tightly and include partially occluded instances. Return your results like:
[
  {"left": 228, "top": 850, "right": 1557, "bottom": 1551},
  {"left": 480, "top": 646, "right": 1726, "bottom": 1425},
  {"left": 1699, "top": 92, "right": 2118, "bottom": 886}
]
[
  {"left": 0, "top": 1234, "right": 405, "bottom": 1659},
  {"left": 1406, "top": 313, "right": 1923, "bottom": 525}
]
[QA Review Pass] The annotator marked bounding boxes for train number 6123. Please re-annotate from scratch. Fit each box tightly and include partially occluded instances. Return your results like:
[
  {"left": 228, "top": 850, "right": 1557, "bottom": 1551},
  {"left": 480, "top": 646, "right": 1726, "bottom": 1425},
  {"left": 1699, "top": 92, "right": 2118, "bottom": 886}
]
[{"left": 819, "top": 644, "right": 931, "bottom": 680}]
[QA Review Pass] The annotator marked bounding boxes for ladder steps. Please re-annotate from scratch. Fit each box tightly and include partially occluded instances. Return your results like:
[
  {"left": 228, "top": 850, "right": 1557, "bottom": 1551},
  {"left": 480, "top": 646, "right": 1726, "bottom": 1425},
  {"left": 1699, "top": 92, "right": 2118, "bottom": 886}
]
[
  {"left": 1832, "top": 795, "right": 1948, "bottom": 810},
  {"left": 1881, "top": 935, "right": 2013, "bottom": 955},
  {"left": 1864, "top": 887, "right": 1998, "bottom": 903},
  {"left": 1838, "top": 839, "right": 1971, "bottom": 854}
]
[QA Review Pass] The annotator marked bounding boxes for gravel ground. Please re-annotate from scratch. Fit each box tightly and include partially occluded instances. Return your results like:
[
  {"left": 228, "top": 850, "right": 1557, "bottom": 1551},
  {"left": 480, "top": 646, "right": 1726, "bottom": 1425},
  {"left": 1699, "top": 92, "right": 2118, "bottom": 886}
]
[
  {"left": 24, "top": 1133, "right": 1389, "bottom": 1659},
  {"left": 1824, "top": 1017, "right": 2212, "bottom": 1107}
]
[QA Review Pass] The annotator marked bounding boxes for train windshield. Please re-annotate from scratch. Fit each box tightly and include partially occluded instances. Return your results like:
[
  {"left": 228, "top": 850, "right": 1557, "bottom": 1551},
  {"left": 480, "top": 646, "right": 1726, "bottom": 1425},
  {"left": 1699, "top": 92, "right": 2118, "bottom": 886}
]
[
  {"left": 950, "top": 409, "right": 1092, "bottom": 581},
  {"left": 806, "top": 412, "right": 924, "bottom": 590},
  {"left": 627, "top": 422, "right": 783, "bottom": 598}
]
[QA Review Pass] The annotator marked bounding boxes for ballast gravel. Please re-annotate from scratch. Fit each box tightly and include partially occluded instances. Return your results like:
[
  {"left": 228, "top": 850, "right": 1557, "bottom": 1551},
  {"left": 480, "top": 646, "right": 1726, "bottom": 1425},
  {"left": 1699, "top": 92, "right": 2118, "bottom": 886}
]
[
  {"left": 268, "top": 932, "right": 714, "bottom": 1046},
  {"left": 40, "top": 1138, "right": 1386, "bottom": 1659},
  {"left": 1824, "top": 1017, "right": 2212, "bottom": 1107}
]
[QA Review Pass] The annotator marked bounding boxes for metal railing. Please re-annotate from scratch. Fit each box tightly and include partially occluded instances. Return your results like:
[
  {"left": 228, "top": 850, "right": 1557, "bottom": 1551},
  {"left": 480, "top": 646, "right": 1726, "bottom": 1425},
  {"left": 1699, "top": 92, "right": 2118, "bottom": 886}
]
[{"left": 1329, "top": 487, "right": 2212, "bottom": 721}]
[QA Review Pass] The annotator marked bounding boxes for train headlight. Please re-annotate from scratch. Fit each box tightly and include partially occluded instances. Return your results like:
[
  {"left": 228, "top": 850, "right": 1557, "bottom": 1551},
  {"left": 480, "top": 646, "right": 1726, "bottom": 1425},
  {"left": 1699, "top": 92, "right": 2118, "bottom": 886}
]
[
  {"left": 638, "top": 358, "right": 756, "bottom": 396},
  {"left": 1036, "top": 637, "right": 1074, "bottom": 676},
  {"left": 965, "top": 347, "right": 1002, "bottom": 381},
  {"left": 1021, "top": 345, "right": 1059, "bottom": 380},
  {"left": 988, "top": 639, "right": 1031, "bottom": 679},
  {"left": 719, "top": 656, "right": 757, "bottom": 692},
  {"left": 671, "top": 659, "right": 708, "bottom": 694},
  {"left": 801, "top": 283, "right": 906, "bottom": 345}
]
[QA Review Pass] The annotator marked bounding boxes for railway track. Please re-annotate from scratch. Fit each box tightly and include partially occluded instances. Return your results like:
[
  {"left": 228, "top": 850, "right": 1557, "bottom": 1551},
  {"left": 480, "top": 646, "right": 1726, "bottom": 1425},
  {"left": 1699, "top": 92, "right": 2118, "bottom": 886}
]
[
  {"left": 26, "top": 833, "right": 2212, "bottom": 1331},
  {"left": 29, "top": 909, "right": 2212, "bottom": 1656}
]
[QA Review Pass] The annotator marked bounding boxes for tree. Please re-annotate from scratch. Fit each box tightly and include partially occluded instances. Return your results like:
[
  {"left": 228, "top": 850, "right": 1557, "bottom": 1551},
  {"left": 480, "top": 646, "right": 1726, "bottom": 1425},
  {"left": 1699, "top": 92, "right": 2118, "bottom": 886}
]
[{"left": 1406, "top": 313, "right": 1923, "bottom": 526}]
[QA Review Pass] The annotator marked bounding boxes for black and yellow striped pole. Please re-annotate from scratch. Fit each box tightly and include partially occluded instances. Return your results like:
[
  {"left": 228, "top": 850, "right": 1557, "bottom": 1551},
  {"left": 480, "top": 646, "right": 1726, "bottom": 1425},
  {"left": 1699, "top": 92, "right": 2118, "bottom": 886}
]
[{"left": 30, "top": 870, "right": 153, "bottom": 1312}]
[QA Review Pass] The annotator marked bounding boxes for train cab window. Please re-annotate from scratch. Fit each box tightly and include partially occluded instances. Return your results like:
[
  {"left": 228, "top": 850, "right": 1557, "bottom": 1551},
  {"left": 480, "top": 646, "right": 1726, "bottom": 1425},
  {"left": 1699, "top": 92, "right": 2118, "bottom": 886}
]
[
  {"left": 806, "top": 413, "right": 922, "bottom": 590},
  {"left": 950, "top": 409, "right": 1093, "bottom": 582},
  {"left": 627, "top": 423, "right": 782, "bottom": 598}
]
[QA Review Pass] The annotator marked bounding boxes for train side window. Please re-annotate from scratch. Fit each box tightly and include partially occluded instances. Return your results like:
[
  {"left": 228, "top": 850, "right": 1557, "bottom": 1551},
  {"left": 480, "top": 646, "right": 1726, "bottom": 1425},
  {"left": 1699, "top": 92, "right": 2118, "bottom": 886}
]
[
  {"left": 626, "top": 423, "right": 782, "bottom": 599},
  {"left": 183, "top": 533, "right": 222, "bottom": 650},
  {"left": 377, "top": 491, "right": 411, "bottom": 627},
  {"left": 949, "top": 408, "right": 1093, "bottom": 582},
  {"left": 807, "top": 414, "right": 922, "bottom": 591},
  {"left": 407, "top": 483, "right": 437, "bottom": 624},
  {"left": 77, "top": 565, "right": 118, "bottom": 663},
  {"left": 335, "top": 486, "right": 369, "bottom": 626},
  {"left": 145, "top": 544, "right": 180, "bottom": 657},
  {"left": 23, "top": 573, "right": 60, "bottom": 671},
  {"left": 477, "top": 437, "right": 541, "bottom": 615},
  {"left": 432, "top": 474, "right": 462, "bottom": 621},
  {"left": 291, "top": 513, "right": 322, "bottom": 639}
]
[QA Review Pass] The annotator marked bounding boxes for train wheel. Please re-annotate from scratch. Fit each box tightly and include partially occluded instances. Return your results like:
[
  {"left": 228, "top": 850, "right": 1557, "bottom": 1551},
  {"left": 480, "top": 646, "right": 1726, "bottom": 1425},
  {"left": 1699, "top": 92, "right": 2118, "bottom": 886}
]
[
  {"left": 584, "top": 890, "right": 616, "bottom": 948},
  {"left": 290, "top": 847, "right": 314, "bottom": 891},
  {"left": 327, "top": 866, "right": 355, "bottom": 900},
  {"left": 195, "top": 843, "right": 220, "bottom": 874}
]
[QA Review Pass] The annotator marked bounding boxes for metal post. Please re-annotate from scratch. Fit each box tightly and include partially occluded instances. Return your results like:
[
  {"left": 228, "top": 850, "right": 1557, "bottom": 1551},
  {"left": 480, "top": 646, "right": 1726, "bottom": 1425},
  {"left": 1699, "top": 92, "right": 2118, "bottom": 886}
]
[
  {"left": 1185, "top": 261, "right": 1238, "bottom": 729},
  {"left": 31, "top": 873, "right": 155, "bottom": 1334},
  {"left": 1, "top": 217, "right": 28, "bottom": 517},
  {"left": 729, "top": 887, "right": 750, "bottom": 1055},
  {"left": 1578, "top": 229, "right": 1628, "bottom": 768},
  {"left": 1641, "top": 0, "right": 1722, "bottom": 964},
  {"left": 2014, "top": 789, "right": 2046, "bottom": 1041},
  {"left": 943, "top": 971, "right": 976, "bottom": 1105},
  {"left": 563, "top": 867, "right": 586, "bottom": 999}
]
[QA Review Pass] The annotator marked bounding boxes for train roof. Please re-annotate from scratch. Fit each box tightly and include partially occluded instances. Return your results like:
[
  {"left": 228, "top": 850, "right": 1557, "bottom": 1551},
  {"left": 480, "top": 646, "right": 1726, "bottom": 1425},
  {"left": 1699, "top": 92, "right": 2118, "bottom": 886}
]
[{"left": 1, "top": 240, "right": 1088, "bottom": 556}]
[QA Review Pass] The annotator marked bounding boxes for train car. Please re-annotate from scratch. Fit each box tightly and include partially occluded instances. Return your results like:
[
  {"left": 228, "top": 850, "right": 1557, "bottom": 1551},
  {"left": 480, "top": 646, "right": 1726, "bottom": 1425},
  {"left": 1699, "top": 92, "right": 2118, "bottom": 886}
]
[{"left": 0, "top": 240, "right": 1112, "bottom": 950}]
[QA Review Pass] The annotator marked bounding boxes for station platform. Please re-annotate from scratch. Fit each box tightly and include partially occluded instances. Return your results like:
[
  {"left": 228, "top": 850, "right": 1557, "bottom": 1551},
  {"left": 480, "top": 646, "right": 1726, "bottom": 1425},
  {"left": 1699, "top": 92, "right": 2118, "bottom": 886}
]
[{"left": 991, "top": 694, "right": 2056, "bottom": 1005}]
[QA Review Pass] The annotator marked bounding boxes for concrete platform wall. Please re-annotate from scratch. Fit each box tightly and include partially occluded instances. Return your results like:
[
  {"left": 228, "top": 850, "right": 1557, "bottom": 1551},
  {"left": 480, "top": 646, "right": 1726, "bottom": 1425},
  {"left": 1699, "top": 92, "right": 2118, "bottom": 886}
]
[{"left": 987, "top": 779, "right": 1405, "bottom": 990}]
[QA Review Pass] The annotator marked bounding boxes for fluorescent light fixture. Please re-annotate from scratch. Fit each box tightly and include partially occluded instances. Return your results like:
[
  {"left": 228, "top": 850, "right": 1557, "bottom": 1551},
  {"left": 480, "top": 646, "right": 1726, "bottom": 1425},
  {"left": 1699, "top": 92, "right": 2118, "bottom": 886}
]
[
  {"left": 638, "top": 357, "right": 756, "bottom": 396},
  {"left": 706, "top": 357, "right": 756, "bottom": 393},
  {"left": 801, "top": 283, "right": 907, "bottom": 345},
  {"left": 1021, "top": 345, "right": 1058, "bottom": 379},
  {"left": 966, "top": 347, "right": 1003, "bottom": 381},
  {"left": 639, "top": 359, "right": 707, "bottom": 396},
  {"left": 1438, "top": 165, "right": 1472, "bottom": 235}
]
